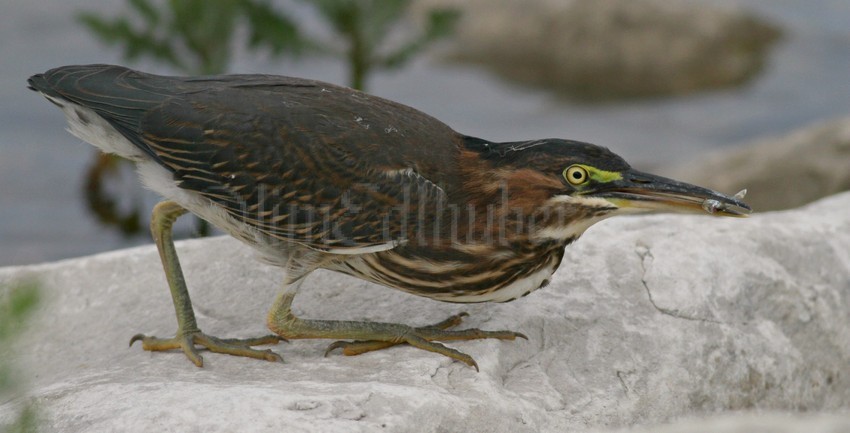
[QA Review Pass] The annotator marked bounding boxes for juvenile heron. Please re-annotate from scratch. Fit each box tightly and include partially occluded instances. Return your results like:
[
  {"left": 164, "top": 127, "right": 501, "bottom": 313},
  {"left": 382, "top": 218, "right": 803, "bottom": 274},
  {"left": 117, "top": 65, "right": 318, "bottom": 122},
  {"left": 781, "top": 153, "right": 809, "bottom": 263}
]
[{"left": 28, "top": 65, "right": 750, "bottom": 369}]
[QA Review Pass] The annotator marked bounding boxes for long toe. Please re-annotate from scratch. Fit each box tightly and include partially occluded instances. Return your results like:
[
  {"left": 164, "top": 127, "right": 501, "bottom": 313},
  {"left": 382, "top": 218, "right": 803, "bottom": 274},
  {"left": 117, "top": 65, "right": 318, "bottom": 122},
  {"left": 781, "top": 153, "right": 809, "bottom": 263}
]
[
  {"left": 130, "top": 331, "right": 284, "bottom": 366},
  {"left": 321, "top": 313, "right": 524, "bottom": 370}
]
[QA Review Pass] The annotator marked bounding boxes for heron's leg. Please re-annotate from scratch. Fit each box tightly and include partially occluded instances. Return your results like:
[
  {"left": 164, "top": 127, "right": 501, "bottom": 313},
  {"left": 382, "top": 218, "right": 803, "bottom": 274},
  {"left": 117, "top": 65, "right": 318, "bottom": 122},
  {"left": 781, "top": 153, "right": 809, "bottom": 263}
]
[
  {"left": 266, "top": 278, "right": 526, "bottom": 371},
  {"left": 130, "top": 200, "right": 283, "bottom": 367}
]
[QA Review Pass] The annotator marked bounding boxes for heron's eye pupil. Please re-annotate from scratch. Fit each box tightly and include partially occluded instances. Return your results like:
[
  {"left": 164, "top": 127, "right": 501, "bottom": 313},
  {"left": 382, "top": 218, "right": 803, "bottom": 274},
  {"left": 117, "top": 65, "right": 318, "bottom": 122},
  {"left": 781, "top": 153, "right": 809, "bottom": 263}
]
[{"left": 572, "top": 172, "right": 582, "bottom": 179}]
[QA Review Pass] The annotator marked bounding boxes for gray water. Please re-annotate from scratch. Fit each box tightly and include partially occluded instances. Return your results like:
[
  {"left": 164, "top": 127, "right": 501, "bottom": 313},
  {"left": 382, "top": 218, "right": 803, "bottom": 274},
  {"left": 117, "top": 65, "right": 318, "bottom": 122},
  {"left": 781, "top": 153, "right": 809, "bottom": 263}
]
[{"left": 2, "top": 0, "right": 849, "bottom": 266}]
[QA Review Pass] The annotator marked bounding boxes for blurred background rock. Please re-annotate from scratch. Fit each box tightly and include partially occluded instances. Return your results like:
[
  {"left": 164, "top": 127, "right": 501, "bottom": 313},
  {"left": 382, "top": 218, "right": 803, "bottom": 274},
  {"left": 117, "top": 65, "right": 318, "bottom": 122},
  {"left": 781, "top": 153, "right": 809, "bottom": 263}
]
[
  {"left": 414, "top": 0, "right": 780, "bottom": 100},
  {"left": 2, "top": 0, "right": 850, "bottom": 266},
  {"left": 662, "top": 116, "right": 850, "bottom": 212}
]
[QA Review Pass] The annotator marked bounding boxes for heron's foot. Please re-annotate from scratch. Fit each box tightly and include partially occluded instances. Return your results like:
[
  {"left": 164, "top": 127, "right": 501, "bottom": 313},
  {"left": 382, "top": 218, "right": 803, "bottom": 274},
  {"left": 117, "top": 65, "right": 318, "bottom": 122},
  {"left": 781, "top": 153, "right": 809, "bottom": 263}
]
[
  {"left": 130, "top": 330, "right": 284, "bottom": 367},
  {"left": 324, "top": 312, "right": 469, "bottom": 357},
  {"left": 321, "top": 313, "right": 527, "bottom": 371}
]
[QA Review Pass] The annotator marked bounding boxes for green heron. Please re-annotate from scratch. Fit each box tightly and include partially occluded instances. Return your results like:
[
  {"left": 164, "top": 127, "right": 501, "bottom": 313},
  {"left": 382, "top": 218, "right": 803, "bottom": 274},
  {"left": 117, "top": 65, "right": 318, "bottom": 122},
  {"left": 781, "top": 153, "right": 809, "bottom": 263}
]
[{"left": 28, "top": 65, "right": 750, "bottom": 370}]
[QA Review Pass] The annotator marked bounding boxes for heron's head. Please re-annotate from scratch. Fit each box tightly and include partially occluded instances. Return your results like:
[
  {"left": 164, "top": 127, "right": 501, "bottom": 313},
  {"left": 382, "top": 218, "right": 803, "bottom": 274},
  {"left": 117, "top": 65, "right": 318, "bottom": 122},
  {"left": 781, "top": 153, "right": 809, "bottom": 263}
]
[{"left": 464, "top": 137, "right": 751, "bottom": 241}]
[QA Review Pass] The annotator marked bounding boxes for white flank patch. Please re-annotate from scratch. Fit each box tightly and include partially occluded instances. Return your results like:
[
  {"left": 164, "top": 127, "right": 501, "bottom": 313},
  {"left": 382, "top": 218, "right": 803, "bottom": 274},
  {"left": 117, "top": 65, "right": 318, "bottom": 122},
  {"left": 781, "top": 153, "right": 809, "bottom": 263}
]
[{"left": 44, "top": 94, "right": 147, "bottom": 161}]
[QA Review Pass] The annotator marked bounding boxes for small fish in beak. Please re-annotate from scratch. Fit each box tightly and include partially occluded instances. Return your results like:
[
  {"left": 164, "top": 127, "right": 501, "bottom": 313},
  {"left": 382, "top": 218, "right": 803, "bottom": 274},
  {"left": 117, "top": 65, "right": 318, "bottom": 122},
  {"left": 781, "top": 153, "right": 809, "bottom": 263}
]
[{"left": 702, "top": 189, "right": 749, "bottom": 215}]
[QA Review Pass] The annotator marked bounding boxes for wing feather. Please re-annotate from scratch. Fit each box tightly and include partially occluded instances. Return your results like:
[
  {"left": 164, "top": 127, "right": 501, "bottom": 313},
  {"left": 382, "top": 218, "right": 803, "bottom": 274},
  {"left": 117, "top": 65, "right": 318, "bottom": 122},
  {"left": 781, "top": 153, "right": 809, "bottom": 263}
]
[{"left": 31, "top": 65, "right": 461, "bottom": 251}]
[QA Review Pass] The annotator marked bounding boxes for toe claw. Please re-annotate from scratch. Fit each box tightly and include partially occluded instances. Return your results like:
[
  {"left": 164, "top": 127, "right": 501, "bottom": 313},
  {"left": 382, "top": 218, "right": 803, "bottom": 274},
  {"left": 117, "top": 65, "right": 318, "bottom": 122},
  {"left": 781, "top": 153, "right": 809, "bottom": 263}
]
[
  {"left": 181, "top": 335, "right": 205, "bottom": 367},
  {"left": 324, "top": 341, "right": 348, "bottom": 357},
  {"left": 129, "top": 334, "right": 145, "bottom": 347},
  {"left": 264, "top": 350, "right": 284, "bottom": 363}
]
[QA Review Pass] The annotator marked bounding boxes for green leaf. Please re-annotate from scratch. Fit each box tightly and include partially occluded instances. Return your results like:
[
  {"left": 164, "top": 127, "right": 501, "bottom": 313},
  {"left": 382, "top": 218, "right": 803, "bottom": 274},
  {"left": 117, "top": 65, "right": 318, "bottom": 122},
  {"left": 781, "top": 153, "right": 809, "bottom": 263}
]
[
  {"left": 378, "top": 7, "right": 460, "bottom": 70},
  {"left": 0, "top": 281, "right": 41, "bottom": 433},
  {"left": 127, "top": 0, "right": 160, "bottom": 25},
  {"left": 76, "top": 9, "right": 185, "bottom": 71},
  {"left": 239, "top": 0, "right": 303, "bottom": 55},
  {"left": 0, "top": 281, "right": 40, "bottom": 341},
  {"left": 424, "top": 8, "right": 461, "bottom": 41}
]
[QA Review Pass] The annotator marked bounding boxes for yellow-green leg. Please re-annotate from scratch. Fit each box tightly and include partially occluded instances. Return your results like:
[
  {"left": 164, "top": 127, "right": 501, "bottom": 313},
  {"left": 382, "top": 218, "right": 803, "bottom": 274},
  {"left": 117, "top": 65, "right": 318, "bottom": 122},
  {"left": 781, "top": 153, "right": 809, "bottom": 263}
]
[
  {"left": 267, "top": 278, "right": 526, "bottom": 371},
  {"left": 130, "top": 200, "right": 283, "bottom": 366}
]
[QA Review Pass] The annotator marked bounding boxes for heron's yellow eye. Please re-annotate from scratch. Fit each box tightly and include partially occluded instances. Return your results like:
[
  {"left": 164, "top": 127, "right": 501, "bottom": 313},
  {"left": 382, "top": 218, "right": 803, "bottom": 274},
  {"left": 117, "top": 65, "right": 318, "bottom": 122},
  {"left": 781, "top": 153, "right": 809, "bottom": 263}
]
[{"left": 564, "top": 165, "right": 589, "bottom": 185}]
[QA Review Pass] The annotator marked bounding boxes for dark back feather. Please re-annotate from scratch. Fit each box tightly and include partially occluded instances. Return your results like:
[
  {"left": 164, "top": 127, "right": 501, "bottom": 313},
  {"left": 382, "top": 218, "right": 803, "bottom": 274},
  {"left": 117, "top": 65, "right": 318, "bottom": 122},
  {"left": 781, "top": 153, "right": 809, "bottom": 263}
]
[{"left": 29, "top": 65, "right": 465, "bottom": 251}]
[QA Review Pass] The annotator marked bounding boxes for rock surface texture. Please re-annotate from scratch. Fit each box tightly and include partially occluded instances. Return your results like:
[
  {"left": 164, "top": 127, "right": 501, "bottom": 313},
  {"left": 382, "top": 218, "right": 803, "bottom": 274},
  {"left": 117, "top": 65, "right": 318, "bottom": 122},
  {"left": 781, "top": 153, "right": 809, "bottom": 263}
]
[
  {"left": 414, "top": 0, "right": 780, "bottom": 100},
  {"left": 662, "top": 116, "right": 850, "bottom": 212},
  {"left": 1, "top": 193, "right": 849, "bottom": 432}
]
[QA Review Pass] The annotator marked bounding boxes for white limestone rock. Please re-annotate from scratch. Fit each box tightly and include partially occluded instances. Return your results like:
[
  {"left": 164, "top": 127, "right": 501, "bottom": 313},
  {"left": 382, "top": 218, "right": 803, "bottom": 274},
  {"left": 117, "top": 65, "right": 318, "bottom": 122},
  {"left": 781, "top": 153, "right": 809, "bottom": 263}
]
[{"left": 1, "top": 192, "right": 849, "bottom": 432}]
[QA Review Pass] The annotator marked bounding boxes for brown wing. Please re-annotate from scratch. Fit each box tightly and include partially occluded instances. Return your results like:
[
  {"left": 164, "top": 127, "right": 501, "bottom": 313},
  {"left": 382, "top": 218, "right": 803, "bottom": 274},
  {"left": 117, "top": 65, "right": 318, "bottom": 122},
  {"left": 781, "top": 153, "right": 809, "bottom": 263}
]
[{"left": 30, "top": 65, "right": 462, "bottom": 251}]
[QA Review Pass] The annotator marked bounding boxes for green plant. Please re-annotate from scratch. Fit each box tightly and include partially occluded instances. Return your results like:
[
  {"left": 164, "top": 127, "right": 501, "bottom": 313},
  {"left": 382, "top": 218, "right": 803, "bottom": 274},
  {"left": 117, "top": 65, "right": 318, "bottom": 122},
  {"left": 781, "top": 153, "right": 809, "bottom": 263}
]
[
  {"left": 78, "top": 0, "right": 458, "bottom": 89},
  {"left": 297, "top": 0, "right": 460, "bottom": 90},
  {"left": 78, "top": 0, "right": 302, "bottom": 75},
  {"left": 1, "top": 281, "right": 41, "bottom": 433}
]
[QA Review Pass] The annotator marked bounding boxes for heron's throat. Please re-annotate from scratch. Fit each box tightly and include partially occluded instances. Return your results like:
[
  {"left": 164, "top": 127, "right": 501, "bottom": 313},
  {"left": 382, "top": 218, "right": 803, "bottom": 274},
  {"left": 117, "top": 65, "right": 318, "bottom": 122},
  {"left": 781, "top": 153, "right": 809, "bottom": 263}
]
[{"left": 530, "top": 195, "right": 619, "bottom": 242}]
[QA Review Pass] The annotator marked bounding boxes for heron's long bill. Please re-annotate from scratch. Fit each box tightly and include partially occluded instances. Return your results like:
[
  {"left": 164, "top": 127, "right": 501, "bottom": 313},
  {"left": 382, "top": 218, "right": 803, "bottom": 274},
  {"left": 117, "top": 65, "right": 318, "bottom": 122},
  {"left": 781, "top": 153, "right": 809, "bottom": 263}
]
[{"left": 591, "top": 170, "right": 752, "bottom": 217}]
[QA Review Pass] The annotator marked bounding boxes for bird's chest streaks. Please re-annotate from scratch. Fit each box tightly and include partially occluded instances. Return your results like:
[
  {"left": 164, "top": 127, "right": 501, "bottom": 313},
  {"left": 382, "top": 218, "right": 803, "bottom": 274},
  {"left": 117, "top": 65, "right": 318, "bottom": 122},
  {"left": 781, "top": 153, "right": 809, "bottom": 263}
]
[{"left": 330, "top": 242, "right": 567, "bottom": 303}]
